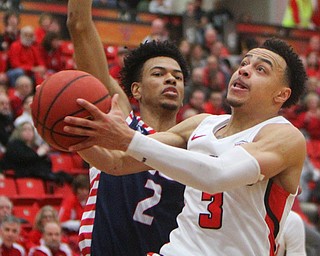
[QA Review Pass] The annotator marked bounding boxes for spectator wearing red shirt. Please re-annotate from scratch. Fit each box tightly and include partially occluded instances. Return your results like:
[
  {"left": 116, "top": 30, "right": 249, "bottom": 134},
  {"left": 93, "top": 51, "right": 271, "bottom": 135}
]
[
  {"left": 0, "top": 215, "right": 26, "bottom": 256},
  {"left": 8, "top": 75, "right": 33, "bottom": 119},
  {"left": 177, "top": 88, "right": 205, "bottom": 123},
  {"left": 109, "top": 46, "right": 129, "bottom": 82},
  {"left": 28, "top": 222, "right": 72, "bottom": 256},
  {"left": 58, "top": 174, "right": 89, "bottom": 233},
  {"left": 25, "top": 206, "right": 59, "bottom": 252},
  {"left": 295, "top": 92, "right": 320, "bottom": 140},
  {"left": 34, "top": 13, "right": 53, "bottom": 45},
  {"left": 40, "top": 32, "right": 66, "bottom": 74},
  {"left": 7, "top": 25, "right": 46, "bottom": 87},
  {"left": 294, "top": 92, "right": 320, "bottom": 169},
  {"left": 305, "top": 51, "right": 320, "bottom": 78},
  {"left": 203, "top": 90, "right": 227, "bottom": 115}
]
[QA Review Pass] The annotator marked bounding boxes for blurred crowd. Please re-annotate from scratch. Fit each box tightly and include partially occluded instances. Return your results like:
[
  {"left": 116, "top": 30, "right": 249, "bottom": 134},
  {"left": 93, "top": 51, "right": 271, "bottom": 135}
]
[{"left": 0, "top": 0, "right": 319, "bottom": 255}]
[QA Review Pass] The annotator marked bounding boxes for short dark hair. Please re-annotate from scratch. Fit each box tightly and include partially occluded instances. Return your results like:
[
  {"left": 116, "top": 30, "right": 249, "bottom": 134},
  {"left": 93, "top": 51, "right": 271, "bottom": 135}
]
[
  {"left": 260, "top": 38, "right": 307, "bottom": 108},
  {"left": 120, "top": 40, "right": 190, "bottom": 97}
]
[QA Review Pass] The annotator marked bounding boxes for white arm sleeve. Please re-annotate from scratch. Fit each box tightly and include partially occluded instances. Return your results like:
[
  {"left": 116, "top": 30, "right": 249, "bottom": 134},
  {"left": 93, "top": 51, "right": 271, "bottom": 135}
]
[{"left": 126, "top": 132, "right": 262, "bottom": 194}]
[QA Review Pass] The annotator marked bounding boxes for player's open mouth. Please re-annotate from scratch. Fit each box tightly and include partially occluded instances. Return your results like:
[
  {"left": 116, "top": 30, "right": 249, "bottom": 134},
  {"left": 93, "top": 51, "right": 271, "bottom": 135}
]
[{"left": 162, "top": 87, "right": 178, "bottom": 96}]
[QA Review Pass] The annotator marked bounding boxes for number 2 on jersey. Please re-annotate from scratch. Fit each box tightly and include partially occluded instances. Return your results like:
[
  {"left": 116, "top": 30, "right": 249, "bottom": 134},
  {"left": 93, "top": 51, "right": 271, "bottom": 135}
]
[
  {"left": 133, "top": 179, "right": 162, "bottom": 225},
  {"left": 199, "top": 192, "right": 223, "bottom": 229}
]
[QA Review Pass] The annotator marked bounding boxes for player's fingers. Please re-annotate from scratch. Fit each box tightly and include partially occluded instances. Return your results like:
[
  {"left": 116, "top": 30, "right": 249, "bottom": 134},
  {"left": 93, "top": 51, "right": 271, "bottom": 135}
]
[
  {"left": 76, "top": 98, "right": 105, "bottom": 119},
  {"left": 64, "top": 125, "right": 95, "bottom": 136},
  {"left": 64, "top": 115, "right": 92, "bottom": 128}
]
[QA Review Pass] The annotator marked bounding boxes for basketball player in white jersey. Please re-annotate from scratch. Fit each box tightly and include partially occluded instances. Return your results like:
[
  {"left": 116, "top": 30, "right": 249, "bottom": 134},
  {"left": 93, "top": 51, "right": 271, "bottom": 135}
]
[{"left": 63, "top": 38, "right": 308, "bottom": 255}]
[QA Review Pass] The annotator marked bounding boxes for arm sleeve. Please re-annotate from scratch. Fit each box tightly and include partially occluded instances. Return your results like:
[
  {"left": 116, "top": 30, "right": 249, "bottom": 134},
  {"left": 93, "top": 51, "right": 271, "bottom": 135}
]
[{"left": 126, "top": 132, "right": 262, "bottom": 194}]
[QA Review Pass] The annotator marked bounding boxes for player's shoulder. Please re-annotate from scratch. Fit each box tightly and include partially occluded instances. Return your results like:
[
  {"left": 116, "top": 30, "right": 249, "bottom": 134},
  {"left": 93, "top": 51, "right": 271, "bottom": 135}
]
[{"left": 259, "top": 119, "right": 305, "bottom": 142}]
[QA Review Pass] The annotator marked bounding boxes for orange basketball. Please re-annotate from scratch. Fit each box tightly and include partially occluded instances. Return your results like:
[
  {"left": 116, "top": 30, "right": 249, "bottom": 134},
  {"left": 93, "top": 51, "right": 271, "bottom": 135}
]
[{"left": 31, "top": 70, "right": 111, "bottom": 152}]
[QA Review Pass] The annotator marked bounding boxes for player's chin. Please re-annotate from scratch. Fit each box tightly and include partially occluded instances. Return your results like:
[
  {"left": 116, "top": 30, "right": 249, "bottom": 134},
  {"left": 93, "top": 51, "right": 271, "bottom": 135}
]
[{"left": 161, "top": 101, "right": 180, "bottom": 111}]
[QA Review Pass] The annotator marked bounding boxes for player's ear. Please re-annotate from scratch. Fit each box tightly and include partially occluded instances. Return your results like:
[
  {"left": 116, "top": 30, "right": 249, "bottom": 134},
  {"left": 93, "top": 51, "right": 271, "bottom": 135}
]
[
  {"left": 131, "top": 82, "right": 142, "bottom": 101},
  {"left": 274, "top": 87, "right": 291, "bottom": 105}
]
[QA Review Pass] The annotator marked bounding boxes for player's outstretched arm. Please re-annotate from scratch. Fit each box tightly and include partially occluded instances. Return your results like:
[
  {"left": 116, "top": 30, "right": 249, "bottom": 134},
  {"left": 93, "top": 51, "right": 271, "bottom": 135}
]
[
  {"left": 67, "top": 0, "right": 131, "bottom": 115},
  {"left": 64, "top": 94, "right": 305, "bottom": 194}
]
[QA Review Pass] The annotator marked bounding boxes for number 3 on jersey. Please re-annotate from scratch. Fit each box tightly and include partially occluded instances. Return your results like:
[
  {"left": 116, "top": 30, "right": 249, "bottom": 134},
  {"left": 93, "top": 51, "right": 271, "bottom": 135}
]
[
  {"left": 133, "top": 179, "right": 162, "bottom": 225},
  {"left": 199, "top": 192, "right": 223, "bottom": 229}
]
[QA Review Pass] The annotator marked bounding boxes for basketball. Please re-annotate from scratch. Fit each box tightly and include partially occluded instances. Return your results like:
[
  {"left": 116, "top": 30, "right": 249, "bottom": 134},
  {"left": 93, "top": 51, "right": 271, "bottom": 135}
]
[{"left": 31, "top": 70, "right": 111, "bottom": 152}]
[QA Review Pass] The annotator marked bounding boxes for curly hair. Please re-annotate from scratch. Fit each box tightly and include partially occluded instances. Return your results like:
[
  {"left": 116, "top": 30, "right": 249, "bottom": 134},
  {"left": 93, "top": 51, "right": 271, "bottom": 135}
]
[
  {"left": 260, "top": 38, "right": 307, "bottom": 108},
  {"left": 120, "top": 40, "right": 190, "bottom": 97}
]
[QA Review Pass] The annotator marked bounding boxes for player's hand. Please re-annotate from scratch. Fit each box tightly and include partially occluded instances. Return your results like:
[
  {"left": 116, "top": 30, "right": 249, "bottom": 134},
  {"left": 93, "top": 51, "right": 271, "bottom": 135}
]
[{"left": 64, "top": 94, "right": 135, "bottom": 152}]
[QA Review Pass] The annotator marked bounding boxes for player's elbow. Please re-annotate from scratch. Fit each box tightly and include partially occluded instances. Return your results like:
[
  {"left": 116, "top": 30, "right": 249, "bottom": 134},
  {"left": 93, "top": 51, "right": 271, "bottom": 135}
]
[{"left": 67, "top": 15, "right": 91, "bottom": 34}]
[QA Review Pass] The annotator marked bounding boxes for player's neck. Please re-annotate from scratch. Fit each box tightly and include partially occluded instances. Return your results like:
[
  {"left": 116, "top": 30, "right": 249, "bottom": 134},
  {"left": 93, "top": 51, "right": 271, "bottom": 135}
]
[{"left": 140, "top": 108, "right": 178, "bottom": 132}]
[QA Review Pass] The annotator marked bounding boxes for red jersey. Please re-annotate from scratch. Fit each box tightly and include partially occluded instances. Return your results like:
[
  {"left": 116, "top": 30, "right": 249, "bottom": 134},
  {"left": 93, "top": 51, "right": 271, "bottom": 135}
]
[{"left": 0, "top": 242, "right": 26, "bottom": 256}]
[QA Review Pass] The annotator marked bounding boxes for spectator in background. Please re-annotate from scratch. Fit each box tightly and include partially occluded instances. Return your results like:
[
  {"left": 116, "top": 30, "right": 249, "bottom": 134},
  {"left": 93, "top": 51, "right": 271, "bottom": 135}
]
[
  {"left": 295, "top": 92, "right": 320, "bottom": 141},
  {"left": 109, "top": 46, "right": 129, "bottom": 82},
  {"left": 59, "top": 174, "right": 89, "bottom": 233},
  {"left": 202, "top": 27, "right": 218, "bottom": 55},
  {"left": 0, "top": 10, "right": 20, "bottom": 52},
  {"left": 26, "top": 205, "right": 59, "bottom": 251},
  {"left": 40, "top": 31, "right": 67, "bottom": 74},
  {"left": 176, "top": 88, "right": 205, "bottom": 123},
  {"left": 305, "top": 51, "right": 320, "bottom": 78},
  {"left": 0, "top": 122, "right": 51, "bottom": 179},
  {"left": 0, "top": 122, "right": 73, "bottom": 185},
  {"left": 7, "top": 26, "right": 46, "bottom": 87},
  {"left": 13, "top": 94, "right": 43, "bottom": 146},
  {"left": 0, "top": 215, "right": 26, "bottom": 256},
  {"left": 142, "top": 18, "right": 169, "bottom": 43},
  {"left": 34, "top": 13, "right": 53, "bottom": 45},
  {"left": 202, "top": 55, "right": 226, "bottom": 92},
  {"left": 0, "top": 196, "right": 12, "bottom": 224},
  {"left": 0, "top": 93, "right": 14, "bottom": 157},
  {"left": 149, "top": 0, "right": 173, "bottom": 15},
  {"left": 203, "top": 90, "right": 227, "bottom": 115},
  {"left": 8, "top": 75, "right": 34, "bottom": 119},
  {"left": 189, "top": 43, "right": 206, "bottom": 69},
  {"left": 184, "top": 66, "right": 206, "bottom": 105},
  {"left": 207, "top": 0, "right": 234, "bottom": 40},
  {"left": 282, "top": 0, "right": 314, "bottom": 29},
  {"left": 28, "top": 222, "right": 72, "bottom": 256},
  {"left": 178, "top": 39, "right": 192, "bottom": 68},
  {"left": 182, "top": 0, "right": 200, "bottom": 44},
  {"left": 13, "top": 94, "right": 33, "bottom": 127}
]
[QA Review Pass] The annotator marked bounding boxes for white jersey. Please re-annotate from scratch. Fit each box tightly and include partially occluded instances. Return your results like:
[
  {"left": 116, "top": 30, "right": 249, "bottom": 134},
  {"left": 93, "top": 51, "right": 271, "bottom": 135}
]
[
  {"left": 160, "top": 115, "right": 297, "bottom": 256},
  {"left": 276, "top": 211, "right": 306, "bottom": 256}
]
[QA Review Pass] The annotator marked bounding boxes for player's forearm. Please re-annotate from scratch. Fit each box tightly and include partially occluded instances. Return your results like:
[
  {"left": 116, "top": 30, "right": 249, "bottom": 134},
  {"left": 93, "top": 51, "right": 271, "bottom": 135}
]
[
  {"left": 127, "top": 132, "right": 263, "bottom": 194},
  {"left": 67, "top": 0, "right": 131, "bottom": 115},
  {"left": 78, "top": 146, "right": 148, "bottom": 175},
  {"left": 67, "top": 0, "right": 107, "bottom": 77}
]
